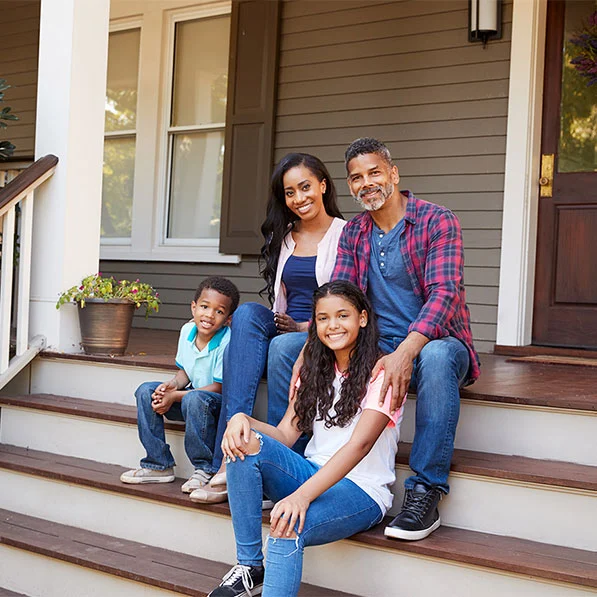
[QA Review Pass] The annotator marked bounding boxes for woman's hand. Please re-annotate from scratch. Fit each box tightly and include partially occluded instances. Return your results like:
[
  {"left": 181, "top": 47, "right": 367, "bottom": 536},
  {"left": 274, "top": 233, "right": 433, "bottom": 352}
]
[
  {"left": 274, "top": 312, "right": 308, "bottom": 333},
  {"left": 221, "top": 413, "right": 252, "bottom": 461},
  {"left": 269, "top": 490, "right": 311, "bottom": 537}
]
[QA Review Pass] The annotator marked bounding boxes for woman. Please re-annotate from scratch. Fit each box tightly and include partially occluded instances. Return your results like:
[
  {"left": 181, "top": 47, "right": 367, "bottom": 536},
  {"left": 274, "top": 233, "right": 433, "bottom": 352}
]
[
  {"left": 208, "top": 281, "right": 403, "bottom": 596},
  {"left": 189, "top": 153, "right": 345, "bottom": 503}
]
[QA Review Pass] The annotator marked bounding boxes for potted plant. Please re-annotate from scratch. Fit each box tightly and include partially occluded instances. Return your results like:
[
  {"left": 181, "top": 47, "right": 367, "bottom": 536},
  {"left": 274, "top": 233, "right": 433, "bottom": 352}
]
[{"left": 56, "top": 273, "right": 160, "bottom": 355}]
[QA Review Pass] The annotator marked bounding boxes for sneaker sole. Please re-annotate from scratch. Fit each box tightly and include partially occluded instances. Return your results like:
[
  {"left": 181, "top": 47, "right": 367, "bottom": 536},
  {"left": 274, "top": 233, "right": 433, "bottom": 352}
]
[
  {"left": 383, "top": 517, "right": 441, "bottom": 541},
  {"left": 120, "top": 476, "right": 175, "bottom": 484},
  {"left": 208, "top": 584, "right": 262, "bottom": 597}
]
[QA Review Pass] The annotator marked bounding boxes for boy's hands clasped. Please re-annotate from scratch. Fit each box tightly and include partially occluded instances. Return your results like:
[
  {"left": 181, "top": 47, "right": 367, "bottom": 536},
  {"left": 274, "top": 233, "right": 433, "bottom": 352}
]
[{"left": 151, "top": 379, "right": 178, "bottom": 415}]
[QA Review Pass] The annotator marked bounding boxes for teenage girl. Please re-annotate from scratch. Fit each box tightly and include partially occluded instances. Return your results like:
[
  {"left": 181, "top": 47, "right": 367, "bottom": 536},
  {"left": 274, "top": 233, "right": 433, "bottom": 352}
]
[
  {"left": 190, "top": 153, "right": 345, "bottom": 503},
  {"left": 208, "top": 281, "right": 404, "bottom": 597}
]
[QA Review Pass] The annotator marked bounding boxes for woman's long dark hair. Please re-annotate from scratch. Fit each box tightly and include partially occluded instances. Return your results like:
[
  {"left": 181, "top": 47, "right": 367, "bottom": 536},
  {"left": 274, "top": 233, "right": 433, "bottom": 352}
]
[
  {"left": 259, "top": 153, "right": 343, "bottom": 306},
  {"left": 294, "top": 281, "right": 382, "bottom": 433}
]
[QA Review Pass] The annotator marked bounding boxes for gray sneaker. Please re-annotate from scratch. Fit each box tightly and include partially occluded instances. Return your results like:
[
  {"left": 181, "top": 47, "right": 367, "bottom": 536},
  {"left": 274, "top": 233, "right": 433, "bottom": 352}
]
[
  {"left": 181, "top": 469, "right": 213, "bottom": 493},
  {"left": 120, "top": 467, "right": 175, "bottom": 484}
]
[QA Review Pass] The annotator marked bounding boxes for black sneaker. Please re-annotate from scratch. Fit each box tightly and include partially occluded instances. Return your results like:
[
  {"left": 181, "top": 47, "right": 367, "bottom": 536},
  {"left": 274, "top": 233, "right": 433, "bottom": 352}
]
[
  {"left": 384, "top": 483, "right": 442, "bottom": 541},
  {"left": 208, "top": 564, "right": 264, "bottom": 597}
]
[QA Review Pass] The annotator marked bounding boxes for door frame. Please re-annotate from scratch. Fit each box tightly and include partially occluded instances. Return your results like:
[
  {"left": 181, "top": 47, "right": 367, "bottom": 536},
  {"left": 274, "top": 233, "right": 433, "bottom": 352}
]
[{"left": 495, "top": 0, "right": 548, "bottom": 347}]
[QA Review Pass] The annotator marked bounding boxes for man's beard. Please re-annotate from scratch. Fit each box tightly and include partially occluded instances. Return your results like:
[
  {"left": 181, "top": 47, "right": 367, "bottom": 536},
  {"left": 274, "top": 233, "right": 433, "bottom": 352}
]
[{"left": 353, "top": 181, "right": 394, "bottom": 211}]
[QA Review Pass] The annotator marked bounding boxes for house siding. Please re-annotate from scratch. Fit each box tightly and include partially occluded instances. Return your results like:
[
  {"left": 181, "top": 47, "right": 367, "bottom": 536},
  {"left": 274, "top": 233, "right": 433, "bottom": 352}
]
[
  {"left": 100, "top": 0, "right": 511, "bottom": 354},
  {"left": 0, "top": 0, "right": 40, "bottom": 158}
]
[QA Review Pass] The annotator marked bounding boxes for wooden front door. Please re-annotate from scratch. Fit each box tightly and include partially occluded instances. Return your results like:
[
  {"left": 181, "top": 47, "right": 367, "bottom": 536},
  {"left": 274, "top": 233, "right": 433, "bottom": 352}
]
[{"left": 532, "top": 0, "right": 597, "bottom": 349}]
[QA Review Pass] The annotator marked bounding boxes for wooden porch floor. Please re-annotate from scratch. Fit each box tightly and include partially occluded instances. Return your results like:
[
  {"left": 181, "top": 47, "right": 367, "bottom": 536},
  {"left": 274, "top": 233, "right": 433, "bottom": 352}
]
[{"left": 41, "top": 327, "right": 597, "bottom": 412}]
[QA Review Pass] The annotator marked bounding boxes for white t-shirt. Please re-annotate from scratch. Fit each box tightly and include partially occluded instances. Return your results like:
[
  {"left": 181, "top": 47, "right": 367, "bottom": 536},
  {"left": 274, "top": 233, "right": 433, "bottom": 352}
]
[{"left": 303, "top": 371, "right": 403, "bottom": 514}]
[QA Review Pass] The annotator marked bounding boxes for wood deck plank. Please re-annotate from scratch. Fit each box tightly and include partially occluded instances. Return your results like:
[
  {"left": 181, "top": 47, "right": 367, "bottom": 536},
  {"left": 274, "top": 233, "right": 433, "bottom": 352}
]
[
  {"left": 0, "top": 446, "right": 595, "bottom": 589},
  {"left": 0, "top": 509, "right": 356, "bottom": 597}
]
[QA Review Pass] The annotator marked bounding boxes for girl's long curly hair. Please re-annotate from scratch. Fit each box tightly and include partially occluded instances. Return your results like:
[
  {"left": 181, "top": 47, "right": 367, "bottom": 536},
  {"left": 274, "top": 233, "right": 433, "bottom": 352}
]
[
  {"left": 259, "top": 153, "right": 343, "bottom": 306},
  {"left": 294, "top": 281, "right": 382, "bottom": 433}
]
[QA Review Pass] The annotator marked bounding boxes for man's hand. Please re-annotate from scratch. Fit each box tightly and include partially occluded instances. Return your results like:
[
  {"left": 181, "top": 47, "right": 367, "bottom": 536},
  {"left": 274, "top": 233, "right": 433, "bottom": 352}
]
[
  {"left": 274, "top": 312, "right": 308, "bottom": 334},
  {"left": 270, "top": 489, "right": 311, "bottom": 537},
  {"left": 371, "top": 332, "right": 429, "bottom": 413}
]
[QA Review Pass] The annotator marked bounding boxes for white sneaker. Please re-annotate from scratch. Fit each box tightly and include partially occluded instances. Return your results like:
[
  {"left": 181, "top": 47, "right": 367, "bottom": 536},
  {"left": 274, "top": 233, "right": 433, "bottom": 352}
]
[
  {"left": 120, "top": 467, "right": 175, "bottom": 484},
  {"left": 181, "top": 469, "right": 213, "bottom": 493}
]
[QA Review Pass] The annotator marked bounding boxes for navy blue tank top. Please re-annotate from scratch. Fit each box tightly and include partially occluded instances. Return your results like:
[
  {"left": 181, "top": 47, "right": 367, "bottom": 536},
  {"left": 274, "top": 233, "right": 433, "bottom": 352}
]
[{"left": 282, "top": 255, "right": 318, "bottom": 323}]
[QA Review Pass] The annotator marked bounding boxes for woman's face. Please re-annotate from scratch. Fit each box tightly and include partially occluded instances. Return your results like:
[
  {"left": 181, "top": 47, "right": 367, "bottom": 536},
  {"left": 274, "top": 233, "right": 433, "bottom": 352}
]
[
  {"left": 283, "top": 164, "right": 327, "bottom": 222},
  {"left": 315, "top": 294, "right": 367, "bottom": 358}
]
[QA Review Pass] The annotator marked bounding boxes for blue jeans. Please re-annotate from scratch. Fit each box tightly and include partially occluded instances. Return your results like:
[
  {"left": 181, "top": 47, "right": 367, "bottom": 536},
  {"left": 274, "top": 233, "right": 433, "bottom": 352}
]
[
  {"left": 212, "top": 302, "right": 308, "bottom": 471},
  {"left": 267, "top": 335, "right": 470, "bottom": 494},
  {"left": 135, "top": 381, "right": 221, "bottom": 473},
  {"left": 227, "top": 433, "right": 383, "bottom": 597}
]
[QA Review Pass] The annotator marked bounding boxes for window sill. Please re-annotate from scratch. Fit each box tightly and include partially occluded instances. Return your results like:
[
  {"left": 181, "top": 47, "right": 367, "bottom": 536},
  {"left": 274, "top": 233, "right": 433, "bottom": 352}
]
[{"left": 100, "top": 244, "right": 241, "bottom": 264}]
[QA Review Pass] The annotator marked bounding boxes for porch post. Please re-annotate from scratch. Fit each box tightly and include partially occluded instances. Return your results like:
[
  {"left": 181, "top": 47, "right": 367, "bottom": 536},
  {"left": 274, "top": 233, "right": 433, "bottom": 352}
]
[
  {"left": 496, "top": 0, "right": 547, "bottom": 347},
  {"left": 30, "top": 0, "right": 110, "bottom": 351}
]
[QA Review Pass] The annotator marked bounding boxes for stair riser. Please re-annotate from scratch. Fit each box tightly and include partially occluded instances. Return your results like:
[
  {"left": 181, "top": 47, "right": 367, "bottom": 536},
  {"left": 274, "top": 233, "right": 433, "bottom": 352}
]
[
  {"left": 30, "top": 359, "right": 597, "bottom": 464},
  {"left": 394, "top": 468, "right": 597, "bottom": 551},
  {"left": 0, "top": 471, "right": 594, "bottom": 597},
  {"left": 401, "top": 399, "right": 597, "bottom": 466},
  {"left": 0, "top": 544, "right": 181, "bottom": 597}
]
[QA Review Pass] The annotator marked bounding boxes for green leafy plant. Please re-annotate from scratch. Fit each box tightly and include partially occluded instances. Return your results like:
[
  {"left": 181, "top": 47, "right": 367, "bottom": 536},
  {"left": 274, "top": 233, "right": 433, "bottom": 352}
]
[
  {"left": 56, "top": 273, "right": 161, "bottom": 317},
  {"left": 0, "top": 79, "right": 19, "bottom": 160}
]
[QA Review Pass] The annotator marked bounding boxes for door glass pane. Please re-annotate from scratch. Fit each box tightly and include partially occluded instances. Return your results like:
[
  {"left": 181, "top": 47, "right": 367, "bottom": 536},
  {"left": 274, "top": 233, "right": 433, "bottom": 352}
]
[
  {"left": 558, "top": 2, "right": 597, "bottom": 173},
  {"left": 168, "top": 131, "right": 225, "bottom": 239},
  {"left": 102, "top": 137, "right": 135, "bottom": 238},
  {"left": 171, "top": 15, "right": 231, "bottom": 126},
  {"left": 105, "top": 29, "right": 140, "bottom": 132}
]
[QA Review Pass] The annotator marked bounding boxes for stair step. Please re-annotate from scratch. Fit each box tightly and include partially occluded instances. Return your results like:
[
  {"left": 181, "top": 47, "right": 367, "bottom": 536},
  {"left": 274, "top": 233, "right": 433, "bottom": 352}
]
[
  {"left": 0, "top": 445, "right": 596, "bottom": 591},
  {"left": 0, "top": 508, "right": 356, "bottom": 597},
  {"left": 1, "top": 393, "right": 595, "bottom": 492},
  {"left": 0, "top": 589, "right": 30, "bottom": 597}
]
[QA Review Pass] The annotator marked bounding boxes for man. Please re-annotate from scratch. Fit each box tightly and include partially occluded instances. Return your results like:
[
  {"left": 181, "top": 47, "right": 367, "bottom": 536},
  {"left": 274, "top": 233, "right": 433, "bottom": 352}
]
[{"left": 267, "top": 137, "right": 480, "bottom": 540}]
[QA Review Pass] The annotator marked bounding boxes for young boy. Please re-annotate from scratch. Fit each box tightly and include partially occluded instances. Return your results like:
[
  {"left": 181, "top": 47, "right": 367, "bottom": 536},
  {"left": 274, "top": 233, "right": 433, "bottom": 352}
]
[{"left": 121, "top": 276, "right": 240, "bottom": 495}]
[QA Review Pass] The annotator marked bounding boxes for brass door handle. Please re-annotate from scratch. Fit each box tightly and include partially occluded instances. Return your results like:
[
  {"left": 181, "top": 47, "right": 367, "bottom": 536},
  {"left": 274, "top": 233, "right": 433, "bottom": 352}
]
[{"left": 539, "top": 154, "right": 554, "bottom": 197}]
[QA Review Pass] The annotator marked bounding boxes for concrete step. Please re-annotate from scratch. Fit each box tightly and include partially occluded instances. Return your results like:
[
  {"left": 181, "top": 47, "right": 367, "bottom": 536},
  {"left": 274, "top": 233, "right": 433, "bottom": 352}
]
[
  {"left": 0, "top": 448, "right": 595, "bottom": 597},
  {"left": 25, "top": 354, "right": 597, "bottom": 464},
  {"left": 0, "top": 508, "right": 357, "bottom": 597},
  {"left": 0, "top": 390, "right": 596, "bottom": 552}
]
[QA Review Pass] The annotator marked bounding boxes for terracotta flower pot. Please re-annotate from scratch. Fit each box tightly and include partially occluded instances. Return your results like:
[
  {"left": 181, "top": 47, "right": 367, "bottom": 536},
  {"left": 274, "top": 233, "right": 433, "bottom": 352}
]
[{"left": 77, "top": 298, "right": 136, "bottom": 355}]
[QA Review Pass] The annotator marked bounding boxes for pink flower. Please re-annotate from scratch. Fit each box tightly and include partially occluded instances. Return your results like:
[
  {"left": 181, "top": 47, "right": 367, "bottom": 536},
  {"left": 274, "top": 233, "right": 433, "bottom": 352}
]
[
  {"left": 156, "top": 292, "right": 159, "bottom": 297},
  {"left": 132, "top": 288, "right": 138, "bottom": 294},
  {"left": 79, "top": 286, "right": 84, "bottom": 290}
]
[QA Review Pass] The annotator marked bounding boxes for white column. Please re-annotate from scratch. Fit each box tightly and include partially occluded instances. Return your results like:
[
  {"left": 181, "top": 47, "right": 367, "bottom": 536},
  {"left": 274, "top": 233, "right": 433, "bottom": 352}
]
[
  {"left": 495, "top": 0, "right": 548, "bottom": 346},
  {"left": 30, "top": 0, "right": 110, "bottom": 351}
]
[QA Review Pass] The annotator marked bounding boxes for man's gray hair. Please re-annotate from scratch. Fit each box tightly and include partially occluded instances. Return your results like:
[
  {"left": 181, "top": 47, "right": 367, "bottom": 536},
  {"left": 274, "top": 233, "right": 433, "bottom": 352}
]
[{"left": 344, "top": 137, "right": 393, "bottom": 172}]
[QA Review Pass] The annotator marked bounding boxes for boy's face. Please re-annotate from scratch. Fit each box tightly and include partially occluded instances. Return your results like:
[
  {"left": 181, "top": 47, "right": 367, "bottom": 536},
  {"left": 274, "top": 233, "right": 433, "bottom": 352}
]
[{"left": 191, "top": 288, "right": 233, "bottom": 340}]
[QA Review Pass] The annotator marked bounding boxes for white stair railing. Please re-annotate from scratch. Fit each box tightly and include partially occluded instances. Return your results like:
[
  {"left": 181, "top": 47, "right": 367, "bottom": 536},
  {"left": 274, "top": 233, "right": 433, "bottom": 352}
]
[{"left": 0, "top": 155, "right": 58, "bottom": 389}]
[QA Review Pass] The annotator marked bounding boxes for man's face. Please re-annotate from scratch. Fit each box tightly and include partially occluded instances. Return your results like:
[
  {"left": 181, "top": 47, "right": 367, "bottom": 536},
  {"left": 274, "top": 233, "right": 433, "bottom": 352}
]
[{"left": 346, "top": 153, "right": 399, "bottom": 212}]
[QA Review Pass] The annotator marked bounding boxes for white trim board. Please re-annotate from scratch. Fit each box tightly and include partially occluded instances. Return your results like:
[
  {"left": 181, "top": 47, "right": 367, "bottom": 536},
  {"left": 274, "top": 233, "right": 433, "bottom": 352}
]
[{"left": 496, "top": 0, "right": 548, "bottom": 346}]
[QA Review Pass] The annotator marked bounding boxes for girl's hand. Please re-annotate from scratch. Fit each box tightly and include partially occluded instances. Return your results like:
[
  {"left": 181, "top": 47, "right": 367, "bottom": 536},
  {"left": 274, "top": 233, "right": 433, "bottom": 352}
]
[
  {"left": 269, "top": 490, "right": 311, "bottom": 537},
  {"left": 274, "top": 312, "right": 307, "bottom": 333},
  {"left": 222, "top": 413, "right": 252, "bottom": 461}
]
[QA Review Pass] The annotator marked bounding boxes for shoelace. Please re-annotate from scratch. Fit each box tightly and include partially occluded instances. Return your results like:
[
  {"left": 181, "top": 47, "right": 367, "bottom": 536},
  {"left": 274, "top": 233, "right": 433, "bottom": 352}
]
[
  {"left": 221, "top": 564, "right": 255, "bottom": 595},
  {"left": 402, "top": 489, "right": 438, "bottom": 522},
  {"left": 191, "top": 469, "right": 212, "bottom": 484}
]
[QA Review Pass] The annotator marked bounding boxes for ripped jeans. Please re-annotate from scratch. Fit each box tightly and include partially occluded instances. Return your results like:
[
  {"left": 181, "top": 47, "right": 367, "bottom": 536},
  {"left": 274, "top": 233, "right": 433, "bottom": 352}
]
[{"left": 227, "top": 433, "right": 383, "bottom": 597}]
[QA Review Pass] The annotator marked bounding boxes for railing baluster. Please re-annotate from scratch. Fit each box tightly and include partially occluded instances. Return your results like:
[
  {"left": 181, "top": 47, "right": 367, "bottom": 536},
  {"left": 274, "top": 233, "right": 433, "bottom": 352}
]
[
  {"left": 16, "top": 191, "right": 34, "bottom": 356},
  {"left": 0, "top": 206, "right": 16, "bottom": 373}
]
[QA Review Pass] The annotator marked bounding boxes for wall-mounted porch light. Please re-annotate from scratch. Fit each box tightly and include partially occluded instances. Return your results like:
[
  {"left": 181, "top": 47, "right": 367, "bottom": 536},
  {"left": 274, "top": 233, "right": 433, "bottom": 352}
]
[{"left": 469, "top": 0, "right": 502, "bottom": 46}]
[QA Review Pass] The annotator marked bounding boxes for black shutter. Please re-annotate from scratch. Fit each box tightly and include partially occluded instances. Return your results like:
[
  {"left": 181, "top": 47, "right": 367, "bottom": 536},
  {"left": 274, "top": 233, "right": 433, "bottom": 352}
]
[{"left": 219, "top": 0, "right": 280, "bottom": 255}]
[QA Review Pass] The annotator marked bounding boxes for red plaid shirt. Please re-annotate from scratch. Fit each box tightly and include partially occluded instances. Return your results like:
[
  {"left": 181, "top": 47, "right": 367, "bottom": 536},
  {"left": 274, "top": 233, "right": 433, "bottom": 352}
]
[{"left": 332, "top": 191, "right": 480, "bottom": 384}]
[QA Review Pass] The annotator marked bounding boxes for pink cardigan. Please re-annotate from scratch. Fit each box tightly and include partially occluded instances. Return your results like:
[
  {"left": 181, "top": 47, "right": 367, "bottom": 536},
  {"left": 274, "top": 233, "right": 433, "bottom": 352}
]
[{"left": 272, "top": 217, "right": 346, "bottom": 314}]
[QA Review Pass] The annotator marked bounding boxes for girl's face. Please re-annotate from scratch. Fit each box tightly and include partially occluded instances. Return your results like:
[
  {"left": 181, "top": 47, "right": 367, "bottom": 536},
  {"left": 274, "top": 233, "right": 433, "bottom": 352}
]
[
  {"left": 315, "top": 294, "right": 368, "bottom": 359},
  {"left": 283, "top": 164, "right": 326, "bottom": 222}
]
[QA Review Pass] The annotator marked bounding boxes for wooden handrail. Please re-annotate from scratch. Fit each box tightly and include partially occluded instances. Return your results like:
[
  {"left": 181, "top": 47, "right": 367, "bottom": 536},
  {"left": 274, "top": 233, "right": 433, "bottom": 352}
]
[{"left": 0, "top": 154, "right": 59, "bottom": 213}]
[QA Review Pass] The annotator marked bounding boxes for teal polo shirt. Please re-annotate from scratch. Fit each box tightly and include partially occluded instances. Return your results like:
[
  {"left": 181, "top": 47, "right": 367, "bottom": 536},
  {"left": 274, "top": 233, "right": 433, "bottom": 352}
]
[{"left": 175, "top": 321, "right": 230, "bottom": 389}]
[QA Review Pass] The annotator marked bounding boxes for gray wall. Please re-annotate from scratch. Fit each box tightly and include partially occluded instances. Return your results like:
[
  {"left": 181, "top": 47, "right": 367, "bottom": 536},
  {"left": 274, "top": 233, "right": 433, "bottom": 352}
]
[
  {"left": 0, "top": 0, "right": 40, "bottom": 158},
  {"left": 102, "top": 0, "right": 512, "bottom": 354}
]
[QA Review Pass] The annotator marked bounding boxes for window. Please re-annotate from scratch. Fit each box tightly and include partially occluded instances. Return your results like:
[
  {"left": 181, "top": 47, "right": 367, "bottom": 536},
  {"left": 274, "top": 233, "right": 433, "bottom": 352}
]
[
  {"left": 166, "top": 15, "right": 230, "bottom": 241},
  {"left": 100, "top": 2, "right": 238, "bottom": 263},
  {"left": 101, "top": 28, "right": 140, "bottom": 242}
]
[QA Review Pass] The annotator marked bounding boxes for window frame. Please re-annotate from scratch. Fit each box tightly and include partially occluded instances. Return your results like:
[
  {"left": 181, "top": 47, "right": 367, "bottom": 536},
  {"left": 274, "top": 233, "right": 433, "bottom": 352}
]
[{"left": 100, "top": 2, "right": 239, "bottom": 264}]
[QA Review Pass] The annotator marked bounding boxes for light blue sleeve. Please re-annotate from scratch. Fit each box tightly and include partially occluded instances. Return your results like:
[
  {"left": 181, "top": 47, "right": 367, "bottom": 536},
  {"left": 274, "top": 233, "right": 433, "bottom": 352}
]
[
  {"left": 175, "top": 322, "right": 190, "bottom": 370},
  {"left": 212, "top": 327, "right": 230, "bottom": 383}
]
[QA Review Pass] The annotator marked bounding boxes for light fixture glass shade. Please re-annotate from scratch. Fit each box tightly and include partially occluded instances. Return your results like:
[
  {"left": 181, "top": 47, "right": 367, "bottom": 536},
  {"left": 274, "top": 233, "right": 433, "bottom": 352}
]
[{"left": 469, "top": 0, "right": 502, "bottom": 43}]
